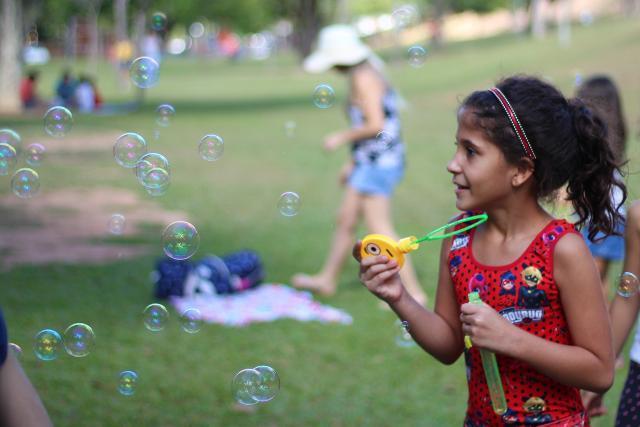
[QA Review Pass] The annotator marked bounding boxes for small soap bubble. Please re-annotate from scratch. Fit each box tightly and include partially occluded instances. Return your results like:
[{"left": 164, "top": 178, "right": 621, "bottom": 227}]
[
  {"left": 180, "top": 308, "right": 203, "bottom": 334},
  {"left": 395, "top": 319, "right": 415, "bottom": 348},
  {"left": 114, "top": 132, "right": 148, "bottom": 168},
  {"left": 312, "top": 84, "right": 335, "bottom": 109},
  {"left": 231, "top": 368, "right": 260, "bottom": 405},
  {"left": 392, "top": 5, "right": 418, "bottom": 28},
  {"left": 199, "top": 134, "right": 224, "bottom": 161},
  {"left": 143, "top": 303, "right": 169, "bottom": 332},
  {"left": 25, "top": 143, "right": 46, "bottom": 167},
  {"left": 252, "top": 365, "right": 280, "bottom": 402},
  {"left": 278, "top": 192, "right": 300, "bottom": 217},
  {"left": 0, "top": 143, "right": 17, "bottom": 176},
  {"left": 9, "top": 343, "right": 22, "bottom": 357},
  {"left": 11, "top": 168, "right": 40, "bottom": 198},
  {"left": 146, "top": 183, "right": 169, "bottom": 197},
  {"left": 407, "top": 46, "right": 427, "bottom": 68},
  {"left": 0, "top": 128, "right": 21, "bottom": 152},
  {"left": 34, "top": 329, "right": 62, "bottom": 361},
  {"left": 189, "top": 22, "right": 206, "bottom": 39},
  {"left": 43, "top": 106, "right": 73, "bottom": 137},
  {"left": 136, "top": 152, "right": 170, "bottom": 182},
  {"left": 63, "top": 323, "right": 95, "bottom": 357},
  {"left": 284, "top": 121, "right": 296, "bottom": 138},
  {"left": 617, "top": 272, "right": 639, "bottom": 298},
  {"left": 155, "top": 104, "right": 175, "bottom": 127},
  {"left": 141, "top": 168, "right": 170, "bottom": 191},
  {"left": 108, "top": 214, "right": 126, "bottom": 235},
  {"left": 151, "top": 11, "right": 168, "bottom": 31},
  {"left": 162, "top": 221, "right": 200, "bottom": 260},
  {"left": 130, "top": 56, "right": 160, "bottom": 89},
  {"left": 118, "top": 370, "right": 138, "bottom": 396}
]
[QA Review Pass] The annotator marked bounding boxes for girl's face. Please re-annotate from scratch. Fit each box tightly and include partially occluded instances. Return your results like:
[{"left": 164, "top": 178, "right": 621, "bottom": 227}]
[{"left": 447, "top": 107, "right": 518, "bottom": 211}]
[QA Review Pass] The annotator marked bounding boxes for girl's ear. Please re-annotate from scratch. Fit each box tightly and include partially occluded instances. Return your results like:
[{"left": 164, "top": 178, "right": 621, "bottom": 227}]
[{"left": 511, "top": 157, "right": 535, "bottom": 188}]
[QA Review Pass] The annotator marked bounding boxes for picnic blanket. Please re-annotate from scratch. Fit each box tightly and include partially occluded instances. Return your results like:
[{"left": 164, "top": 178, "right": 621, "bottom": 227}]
[{"left": 170, "top": 283, "right": 352, "bottom": 327}]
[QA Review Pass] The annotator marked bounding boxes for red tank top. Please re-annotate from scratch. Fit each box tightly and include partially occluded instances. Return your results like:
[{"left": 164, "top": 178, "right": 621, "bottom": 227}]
[{"left": 448, "top": 213, "right": 588, "bottom": 426}]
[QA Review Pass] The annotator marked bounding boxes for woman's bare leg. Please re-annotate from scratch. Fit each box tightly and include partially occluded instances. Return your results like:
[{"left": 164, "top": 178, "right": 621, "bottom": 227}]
[
  {"left": 362, "top": 194, "right": 427, "bottom": 306},
  {"left": 292, "top": 187, "right": 362, "bottom": 295}
]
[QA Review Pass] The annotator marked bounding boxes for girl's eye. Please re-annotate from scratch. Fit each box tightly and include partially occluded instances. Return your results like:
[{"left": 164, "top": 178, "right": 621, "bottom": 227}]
[{"left": 466, "top": 147, "right": 476, "bottom": 156}]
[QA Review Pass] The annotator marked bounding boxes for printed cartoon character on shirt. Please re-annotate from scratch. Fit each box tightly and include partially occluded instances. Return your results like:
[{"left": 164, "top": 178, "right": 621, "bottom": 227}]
[
  {"left": 450, "top": 255, "right": 462, "bottom": 278},
  {"left": 541, "top": 225, "right": 565, "bottom": 246},
  {"left": 499, "top": 271, "right": 517, "bottom": 296},
  {"left": 523, "top": 396, "right": 553, "bottom": 425},
  {"left": 501, "top": 408, "right": 519, "bottom": 424},
  {"left": 468, "top": 273, "right": 488, "bottom": 297},
  {"left": 517, "top": 265, "right": 549, "bottom": 309}
]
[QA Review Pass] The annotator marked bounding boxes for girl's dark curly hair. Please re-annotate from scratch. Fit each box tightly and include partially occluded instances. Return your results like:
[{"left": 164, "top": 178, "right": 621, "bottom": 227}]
[{"left": 461, "top": 75, "right": 626, "bottom": 240}]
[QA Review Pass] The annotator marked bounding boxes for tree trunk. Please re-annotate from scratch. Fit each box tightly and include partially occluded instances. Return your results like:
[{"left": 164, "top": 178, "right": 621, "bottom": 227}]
[
  {"left": 334, "top": 0, "right": 349, "bottom": 24},
  {"left": 114, "top": 0, "right": 128, "bottom": 42},
  {"left": 292, "top": 0, "right": 321, "bottom": 59},
  {"left": 431, "top": 0, "right": 446, "bottom": 48},
  {"left": 530, "top": 0, "right": 547, "bottom": 39},
  {"left": 88, "top": 4, "right": 100, "bottom": 74},
  {"left": 0, "top": 0, "right": 22, "bottom": 114},
  {"left": 556, "top": 0, "right": 571, "bottom": 47}
]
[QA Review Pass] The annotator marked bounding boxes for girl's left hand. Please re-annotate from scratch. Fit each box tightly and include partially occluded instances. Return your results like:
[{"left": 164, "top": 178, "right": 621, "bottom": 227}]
[{"left": 460, "top": 302, "right": 513, "bottom": 353}]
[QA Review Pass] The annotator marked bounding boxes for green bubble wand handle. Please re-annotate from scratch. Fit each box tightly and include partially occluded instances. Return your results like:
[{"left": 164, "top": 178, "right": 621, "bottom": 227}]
[{"left": 467, "top": 291, "right": 507, "bottom": 415}]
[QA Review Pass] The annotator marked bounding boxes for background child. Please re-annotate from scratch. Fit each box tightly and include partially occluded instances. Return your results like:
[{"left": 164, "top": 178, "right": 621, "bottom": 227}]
[
  {"left": 291, "top": 25, "right": 427, "bottom": 306},
  {"left": 356, "top": 75, "right": 624, "bottom": 425},
  {"left": 576, "top": 75, "right": 628, "bottom": 298}
]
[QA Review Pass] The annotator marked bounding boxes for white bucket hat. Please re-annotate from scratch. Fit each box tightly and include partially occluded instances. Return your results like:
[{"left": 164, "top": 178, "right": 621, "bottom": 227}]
[{"left": 303, "top": 25, "right": 372, "bottom": 73}]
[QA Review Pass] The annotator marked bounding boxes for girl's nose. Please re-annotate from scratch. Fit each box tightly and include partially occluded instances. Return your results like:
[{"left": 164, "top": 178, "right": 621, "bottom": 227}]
[{"left": 447, "top": 154, "right": 461, "bottom": 175}]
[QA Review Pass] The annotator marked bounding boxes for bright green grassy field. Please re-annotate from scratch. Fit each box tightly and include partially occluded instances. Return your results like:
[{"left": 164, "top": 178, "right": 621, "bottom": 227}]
[{"left": 1, "top": 16, "right": 640, "bottom": 426}]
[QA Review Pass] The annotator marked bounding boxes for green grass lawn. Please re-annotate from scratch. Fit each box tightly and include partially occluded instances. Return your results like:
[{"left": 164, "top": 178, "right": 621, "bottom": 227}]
[{"left": 2, "top": 16, "right": 640, "bottom": 426}]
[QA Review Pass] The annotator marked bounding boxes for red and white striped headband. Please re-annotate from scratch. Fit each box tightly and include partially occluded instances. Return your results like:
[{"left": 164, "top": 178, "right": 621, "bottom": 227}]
[{"left": 489, "top": 87, "right": 536, "bottom": 160}]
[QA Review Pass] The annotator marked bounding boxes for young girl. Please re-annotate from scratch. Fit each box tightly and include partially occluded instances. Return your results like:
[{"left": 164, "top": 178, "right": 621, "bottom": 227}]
[
  {"left": 575, "top": 76, "right": 628, "bottom": 298},
  {"left": 291, "top": 24, "right": 427, "bottom": 305},
  {"left": 356, "top": 75, "right": 625, "bottom": 425}
]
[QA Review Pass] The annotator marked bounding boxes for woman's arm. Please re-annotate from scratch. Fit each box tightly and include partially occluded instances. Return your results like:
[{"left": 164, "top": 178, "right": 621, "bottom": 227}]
[
  {"left": 357, "top": 238, "right": 465, "bottom": 364},
  {"left": 462, "top": 233, "right": 614, "bottom": 393}
]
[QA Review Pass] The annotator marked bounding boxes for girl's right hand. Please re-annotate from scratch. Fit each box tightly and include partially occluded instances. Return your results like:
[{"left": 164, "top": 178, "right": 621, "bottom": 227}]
[
  {"left": 353, "top": 241, "right": 403, "bottom": 303},
  {"left": 339, "top": 162, "right": 354, "bottom": 186}
]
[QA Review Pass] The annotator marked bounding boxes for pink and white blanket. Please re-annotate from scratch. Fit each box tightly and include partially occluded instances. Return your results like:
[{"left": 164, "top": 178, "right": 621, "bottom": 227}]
[{"left": 170, "top": 283, "right": 353, "bottom": 327}]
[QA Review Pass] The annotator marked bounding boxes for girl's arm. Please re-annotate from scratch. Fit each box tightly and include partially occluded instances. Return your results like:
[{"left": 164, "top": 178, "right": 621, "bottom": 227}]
[
  {"left": 462, "top": 233, "right": 614, "bottom": 393},
  {"left": 610, "top": 201, "right": 640, "bottom": 356},
  {"left": 357, "top": 238, "right": 465, "bottom": 364},
  {"left": 324, "top": 68, "right": 385, "bottom": 151}
]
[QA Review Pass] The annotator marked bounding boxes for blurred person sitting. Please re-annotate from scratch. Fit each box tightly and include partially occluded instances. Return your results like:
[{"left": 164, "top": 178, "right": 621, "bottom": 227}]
[
  {"left": 75, "top": 75, "right": 102, "bottom": 113},
  {"left": 54, "top": 70, "right": 76, "bottom": 107},
  {"left": 19, "top": 70, "right": 40, "bottom": 110}
]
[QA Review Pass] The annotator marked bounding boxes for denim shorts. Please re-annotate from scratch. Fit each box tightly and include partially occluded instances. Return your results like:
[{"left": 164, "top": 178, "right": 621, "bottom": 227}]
[
  {"left": 347, "top": 163, "right": 404, "bottom": 197},
  {"left": 581, "top": 221, "right": 625, "bottom": 261}
]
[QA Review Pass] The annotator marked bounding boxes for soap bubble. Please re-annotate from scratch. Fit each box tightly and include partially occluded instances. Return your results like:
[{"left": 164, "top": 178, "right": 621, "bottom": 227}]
[
  {"left": 118, "top": 370, "right": 138, "bottom": 396},
  {"left": 284, "top": 121, "right": 296, "bottom": 138},
  {"left": 0, "top": 143, "right": 17, "bottom": 176},
  {"left": 253, "top": 365, "right": 280, "bottom": 402},
  {"left": 151, "top": 11, "right": 167, "bottom": 31},
  {"left": 312, "top": 84, "right": 335, "bottom": 109},
  {"left": 617, "top": 272, "right": 639, "bottom": 298},
  {"left": 407, "top": 46, "right": 427, "bottom": 68},
  {"left": 34, "top": 329, "right": 62, "bottom": 361},
  {"left": 231, "top": 368, "right": 260, "bottom": 405},
  {"left": 43, "top": 106, "right": 73, "bottom": 137},
  {"left": 130, "top": 56, "right": 160, "bottom": 89},
  {"left": 108, "top": 214, "right": 126, "bottom": 235},
  {"left": 155, "top": 104, "right": 175, "bottom": 127},
  {"left": 63, "top": 323, "right": 95, "bottom": 357},
  {"left": 114, "top": 132, "right": 147, "bottom": 168},
  {"left": 278, "top": 192, "right": 300, "bottom": 217},
  {"left": 143, "top": 303, "right": 169, "bottom": 332},
  {"left": 135, "top": 152, "right": 170, "bottom": 182},
  {"left": 141, "top": 168, "right": 170, "bottom": 191},
  {"left": 392, "top": 5, "right": 418, "bottom": 28},
  {"left": 25, "top": 143, "right": 46, "bottom": 167},
  {"left": 0, "top": 128, "right": 21, "bottom": 152},
  {"left": 199, "top": 134, "right": 224, "bottom": 161},
  {"left": 180, "top": 308, "right": 203, "bottom": 334},
  {"left": 395, "top": 319, "right": 415, "bottom": 347},
  {"left": 11, "top": 168, "right": 40, "bottom": 198},
  {"left": 162, "top": 221, "right": 200, "bottom": 260}
]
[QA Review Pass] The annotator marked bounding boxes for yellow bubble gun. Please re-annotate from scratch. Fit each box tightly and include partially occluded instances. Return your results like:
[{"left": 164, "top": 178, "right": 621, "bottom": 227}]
[{"left": 360, "top": 213, "right": 488, "bottom": 268}]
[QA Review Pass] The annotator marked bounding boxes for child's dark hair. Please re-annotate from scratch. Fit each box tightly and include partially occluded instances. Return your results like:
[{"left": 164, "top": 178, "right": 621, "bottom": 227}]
[
  {"left": 462, "top": 75, "right": 626, "bottom": 240},
  {"left": 576, "top": 75, "right": 627, "bottom": 163}
]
